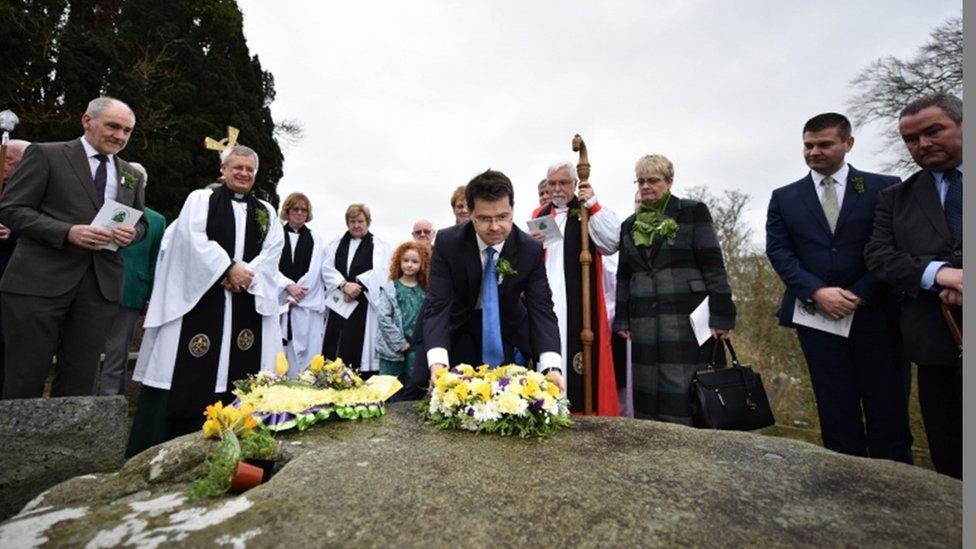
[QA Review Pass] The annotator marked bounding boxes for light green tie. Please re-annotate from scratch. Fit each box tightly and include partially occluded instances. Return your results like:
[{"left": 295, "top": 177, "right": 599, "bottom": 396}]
[{"left": 821, "top": 176, "right": 839, "bottom": 233}]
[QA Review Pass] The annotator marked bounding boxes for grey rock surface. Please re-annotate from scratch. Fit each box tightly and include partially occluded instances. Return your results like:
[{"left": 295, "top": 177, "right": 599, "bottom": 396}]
[
  {"left": 0, "top": 402, "right": 961, "bottom": 547},
  {"left": 0, "top": 396, "right": 129, "bottom": 522}
]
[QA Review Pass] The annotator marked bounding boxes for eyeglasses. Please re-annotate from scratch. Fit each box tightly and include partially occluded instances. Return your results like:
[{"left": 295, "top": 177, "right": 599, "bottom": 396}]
[
  {"left": 412, "top": 229, "right": 433, "bottom": 235},
  {"left": 472, "top": 213, "right": 513, "bottom": 226},
  {"left": 289, "top": 207, "right": 308, "bottom": 213},
  {"left": 634, "top": 177, "right": 667, "bottom": 186}
]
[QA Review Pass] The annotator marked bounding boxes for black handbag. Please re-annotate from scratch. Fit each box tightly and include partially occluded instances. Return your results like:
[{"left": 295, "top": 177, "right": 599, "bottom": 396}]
[{"left": 691, "top": 339, "right": 775, "bottom": 431}]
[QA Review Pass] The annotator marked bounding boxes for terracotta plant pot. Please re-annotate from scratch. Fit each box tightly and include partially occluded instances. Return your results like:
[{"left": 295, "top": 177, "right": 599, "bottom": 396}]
[
  {"left": 229, "top": 461, "right": 265, "bottom": 493},
  {"left": 244, "top": 458, "right": 277, "bottom": 481}
]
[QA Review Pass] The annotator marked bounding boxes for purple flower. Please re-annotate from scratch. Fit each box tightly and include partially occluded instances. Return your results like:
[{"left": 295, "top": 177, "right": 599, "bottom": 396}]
[
  {"left": 466, "top": 407, "right": 475, "bottom": 416},
  {"left": 529, "top": 399, "right": 544, "bottom": 411},
  {"left": 498, "top": 378, "right": 510, "bottom": 389}
]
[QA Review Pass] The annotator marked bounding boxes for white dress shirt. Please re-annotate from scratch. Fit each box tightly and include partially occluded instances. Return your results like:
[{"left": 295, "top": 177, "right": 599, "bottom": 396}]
[
  {"left": 810, "top": 163, "right": 849, "bottom": 211},
  {"left": 80, "top": 136, "right": 118, "bottom": 204}
]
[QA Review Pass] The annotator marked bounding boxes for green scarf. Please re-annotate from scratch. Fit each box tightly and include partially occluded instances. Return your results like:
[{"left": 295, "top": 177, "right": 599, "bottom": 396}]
[{"left": 632, "top": 192, "right": 677, "bottom": 247}]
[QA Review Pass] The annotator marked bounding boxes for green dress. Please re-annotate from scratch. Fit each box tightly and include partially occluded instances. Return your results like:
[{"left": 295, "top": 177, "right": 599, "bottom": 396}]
[{"left": 378, "top": 280, "right": 426, "bottom": 379}]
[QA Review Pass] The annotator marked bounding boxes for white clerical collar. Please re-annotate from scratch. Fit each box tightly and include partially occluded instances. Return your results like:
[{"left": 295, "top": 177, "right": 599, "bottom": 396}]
[
  {"left": 810, "top": 164, "right": 849, "bottom": 188},
  {"left": 80, "top": 136, "right": 114, "bottom": 162},
  {"left": 350, "top": 235, "right": 362, "bottom": 242},
  {"left": 475, "top": 233, "right": 504, "bottom": 256}
]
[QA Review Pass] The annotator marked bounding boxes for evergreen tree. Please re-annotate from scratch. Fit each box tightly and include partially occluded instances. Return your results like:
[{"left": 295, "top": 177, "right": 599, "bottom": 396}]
[{"left": 0, "top": 0, "right": 283, "bottom": 220}]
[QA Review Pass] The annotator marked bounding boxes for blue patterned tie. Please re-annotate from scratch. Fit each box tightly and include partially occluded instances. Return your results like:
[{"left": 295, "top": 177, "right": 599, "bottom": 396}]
[
  {"left": 944, "top": 168, "right": 962, "bottom": 243},
  {"left": 93, "top": 154, "right": 108, "bottom": 206},
  {"left": 482, "top": 247, "right": 504, "bottom": 368}
]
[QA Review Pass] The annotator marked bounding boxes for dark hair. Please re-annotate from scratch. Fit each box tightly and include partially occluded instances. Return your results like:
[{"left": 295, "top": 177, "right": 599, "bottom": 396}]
[
  {"left": 465, "top": 169, "right": 514, "bottom": 209},
  {"left": 803, "top": 113, "right": 852, "bottom": 140},
  {"left": 900, "top": 93, "right": 963, "bottom": 125}
]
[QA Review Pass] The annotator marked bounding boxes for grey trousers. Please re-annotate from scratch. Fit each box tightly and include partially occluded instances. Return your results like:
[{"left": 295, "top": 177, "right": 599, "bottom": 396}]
[{"left": 94, "top": 307, "right": 141, "bottom": 396}]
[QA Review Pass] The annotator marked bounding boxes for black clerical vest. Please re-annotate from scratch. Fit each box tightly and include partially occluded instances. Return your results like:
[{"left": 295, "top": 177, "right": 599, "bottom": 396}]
[{"left": 322, "top": 232, "right": 374, "bottom": 370}]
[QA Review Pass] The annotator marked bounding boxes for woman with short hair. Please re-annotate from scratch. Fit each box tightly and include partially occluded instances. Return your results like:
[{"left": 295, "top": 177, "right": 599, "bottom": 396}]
[
  {"left": 321, "top": 203, "right": 391, "bottom": 376},
  {"left": 614, "top": 154, "right": 735, "bottom": 425}
]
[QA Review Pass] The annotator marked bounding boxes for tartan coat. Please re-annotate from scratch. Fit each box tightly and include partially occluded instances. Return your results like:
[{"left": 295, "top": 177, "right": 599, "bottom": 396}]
[{"left": 613, "top": 195, "right": 735, "bottom": 423}]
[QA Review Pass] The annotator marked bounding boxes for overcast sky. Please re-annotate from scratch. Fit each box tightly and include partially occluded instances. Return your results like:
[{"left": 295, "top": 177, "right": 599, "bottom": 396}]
[{"left": 238, "top": 0, "right": 961, "bottom": 248}]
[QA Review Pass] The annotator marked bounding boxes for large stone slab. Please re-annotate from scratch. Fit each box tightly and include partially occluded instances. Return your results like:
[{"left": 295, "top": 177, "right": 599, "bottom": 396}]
[
  {"left": 0, "top": 402, "right": 961, "bottom": 547},
  {"left": 0, "top": 396, "right": 129, "bottom": 522}
]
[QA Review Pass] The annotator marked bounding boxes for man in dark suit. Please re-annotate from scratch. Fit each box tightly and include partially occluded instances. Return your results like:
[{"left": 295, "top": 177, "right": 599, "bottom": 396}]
[
  {"left": 424, "top": 169, "right": 563, "bottom": 389},
  {"left": 0, "top": 96, "right": 146, "bottom": 399},
  {"left": 0, "top": 139, "right": 30, "bottom": 394},
  {"left": 865, "top": 93, "right": 963, "bottom": 479},
  {"left": 767, "top": 113, "right": 912, "bottom": 463}
]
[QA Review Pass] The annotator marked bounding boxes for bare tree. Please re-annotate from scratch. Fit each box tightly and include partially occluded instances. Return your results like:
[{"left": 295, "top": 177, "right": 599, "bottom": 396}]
[{"left": 847, "top": 16, "right": 962, "bottom": 175}]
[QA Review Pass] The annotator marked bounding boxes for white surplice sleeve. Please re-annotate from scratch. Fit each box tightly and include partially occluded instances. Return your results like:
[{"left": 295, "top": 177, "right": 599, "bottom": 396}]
[
  {"left": 242, "top": 200, "right": 285, "bottom": 317},
  {"left": 143, "top": 190, "right": 232, "bottom": 328},
  {"left": 587, "top": 198, "right": 621, "bottom": 255}
]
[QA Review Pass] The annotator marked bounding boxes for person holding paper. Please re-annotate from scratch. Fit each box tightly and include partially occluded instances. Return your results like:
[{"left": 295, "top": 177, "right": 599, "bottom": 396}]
[
  {"left": 766, "top": 113, "right": 911, "bottom": 464},
  {"left": 0, "top": 97, "right": 146, "bottom": 399},
  {"left": 530, "top": 161, "right": 621, "bottom": 415},
  {"left": 321, "top": 203, "right": 391, "bottom": 377},
  {"left": 127, "top": 142, "right": 283, "bottom": 457},
  {"left": 865, "top": 94, "right": 964, "bottom": 478},
  {"left": 614, "top": 154, "right": 734, "bottom": 425},
  {"left": 276, "top": 192, "right": 328, "bottom": 377}
]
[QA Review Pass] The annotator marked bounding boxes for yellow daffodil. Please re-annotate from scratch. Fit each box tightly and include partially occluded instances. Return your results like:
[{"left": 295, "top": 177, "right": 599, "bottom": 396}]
[
  {"left": 546, "top": 382, "right": 561, "bottom": 397},
  {"left": 310, "top": 355, "right": 325, "bottom": 373},
  {"left": 454, "top": 380, "right": 471, "bottom": 402},
  {"left": 204, "top": 400, "right": 224, "bottom": 419},
  {"left": 276, "top": 352, "right": 289, "bottom": 376},
  {"left": 522, "top": 378, "right": 541, "bottom": 399},
  {"left": 469, "top": 378, "right": 491, "bottom": 401},
  {"left": 202, "top": 418, "right": 222, "bottom": 438},
  {"left": 475, "top": 364, "right": 489, "bottom": 377},
  {"left": 456, "top": 364, "right": 475, "bottom": 377}
]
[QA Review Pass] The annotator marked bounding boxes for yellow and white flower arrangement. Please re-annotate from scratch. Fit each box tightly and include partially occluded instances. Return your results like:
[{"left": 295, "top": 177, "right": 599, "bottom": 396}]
[
  {"left": 232, "top": 353, "right": 401, "bottom": 432},
  {"left": 421, "top": 364, "right": 572, "bottom": 437}
]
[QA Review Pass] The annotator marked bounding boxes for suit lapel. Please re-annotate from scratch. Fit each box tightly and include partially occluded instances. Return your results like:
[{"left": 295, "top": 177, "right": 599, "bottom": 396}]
[
  {"left": 833, "top": 166, "right": 862, "bottom": 234},
  {"left": 911, "top": 170, "right": 952, "bottom": 244},
  {"left": 63, "top": 139, "right": 101, "bottom": 209},
  {"left": 498, "top": 226, "right": 520, "bottom": 292},
  {"left": 114, "top": 158, "right": 135, "bottom": 206},
  {"left": 797, "top": 173, "right": 832, "bottom": 236},
  {"left": 649, "top": 195, "right": 681, "bottom": 268},
  {"left": 462, "top": 223, "right": 482, "bottom": 304}
]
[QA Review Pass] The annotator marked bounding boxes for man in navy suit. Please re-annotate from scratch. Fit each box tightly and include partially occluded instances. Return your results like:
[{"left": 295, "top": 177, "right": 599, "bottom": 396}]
[
  {"left": 865, "top": 93, "right": 963, "bottom": 478},
  {"left": 424, "top": 169, "right": 563, "bottom": 388},
  {"left": 766, "top": 113, "right": 912, "bottom": 463}
]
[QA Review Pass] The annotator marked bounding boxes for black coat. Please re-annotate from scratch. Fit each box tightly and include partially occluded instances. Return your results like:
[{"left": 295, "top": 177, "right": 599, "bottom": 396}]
[{"left": 864, "top": 169, "right": 962, "bottom": 365}]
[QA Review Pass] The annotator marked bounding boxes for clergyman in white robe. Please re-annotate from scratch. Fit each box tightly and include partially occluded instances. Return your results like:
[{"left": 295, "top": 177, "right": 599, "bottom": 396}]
[{"left": 133, "top": 189, "right": 284, "bottom": 394}]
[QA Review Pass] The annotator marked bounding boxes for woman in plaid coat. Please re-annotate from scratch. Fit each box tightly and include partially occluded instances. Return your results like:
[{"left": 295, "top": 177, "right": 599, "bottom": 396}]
[{"left": 614, "top": 154, "right": 735, "bottom": 425}]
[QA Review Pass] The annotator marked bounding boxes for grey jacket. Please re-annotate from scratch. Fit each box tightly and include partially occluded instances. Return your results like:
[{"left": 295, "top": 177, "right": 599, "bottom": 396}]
[
  {"left": 0, "top": 138, "right": 147, "bottom": 301},
  {"left": 374, "top": 280, "right": 407, "bottom": 362}
]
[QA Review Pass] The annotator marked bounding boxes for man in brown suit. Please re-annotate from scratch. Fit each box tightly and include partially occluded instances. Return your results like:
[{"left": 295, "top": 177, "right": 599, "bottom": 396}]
[{"left": 0, "top": 97, "right": 146, "bottom": 398}]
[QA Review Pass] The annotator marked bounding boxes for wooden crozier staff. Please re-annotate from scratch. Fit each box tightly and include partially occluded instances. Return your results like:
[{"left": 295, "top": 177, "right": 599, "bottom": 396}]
[
  {"left": 572, "top": 134, "right": 594, "bottom": 415},
  {"left": 0, "top": 109, "right": 20, "bottom": 195}
]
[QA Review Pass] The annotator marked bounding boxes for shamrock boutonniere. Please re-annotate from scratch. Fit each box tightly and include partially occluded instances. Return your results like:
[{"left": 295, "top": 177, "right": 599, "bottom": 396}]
[
  {"left": 852, "top": 176, "right": 865, "bottom": 195},
  {"left": 568, "top": 207, "right": 582, "bottom": 220},
  {"left": 255, "top": 207, "right": 270, "bottom": 239},
  {"left": 496, "top": 257, "right": 517, "bottom": 284},
  {"left": 121, "top": 170, "right": 138, "bottom": 190},
  {"left": 632, "top": 194, "right": 678, "bottom": 247}
]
